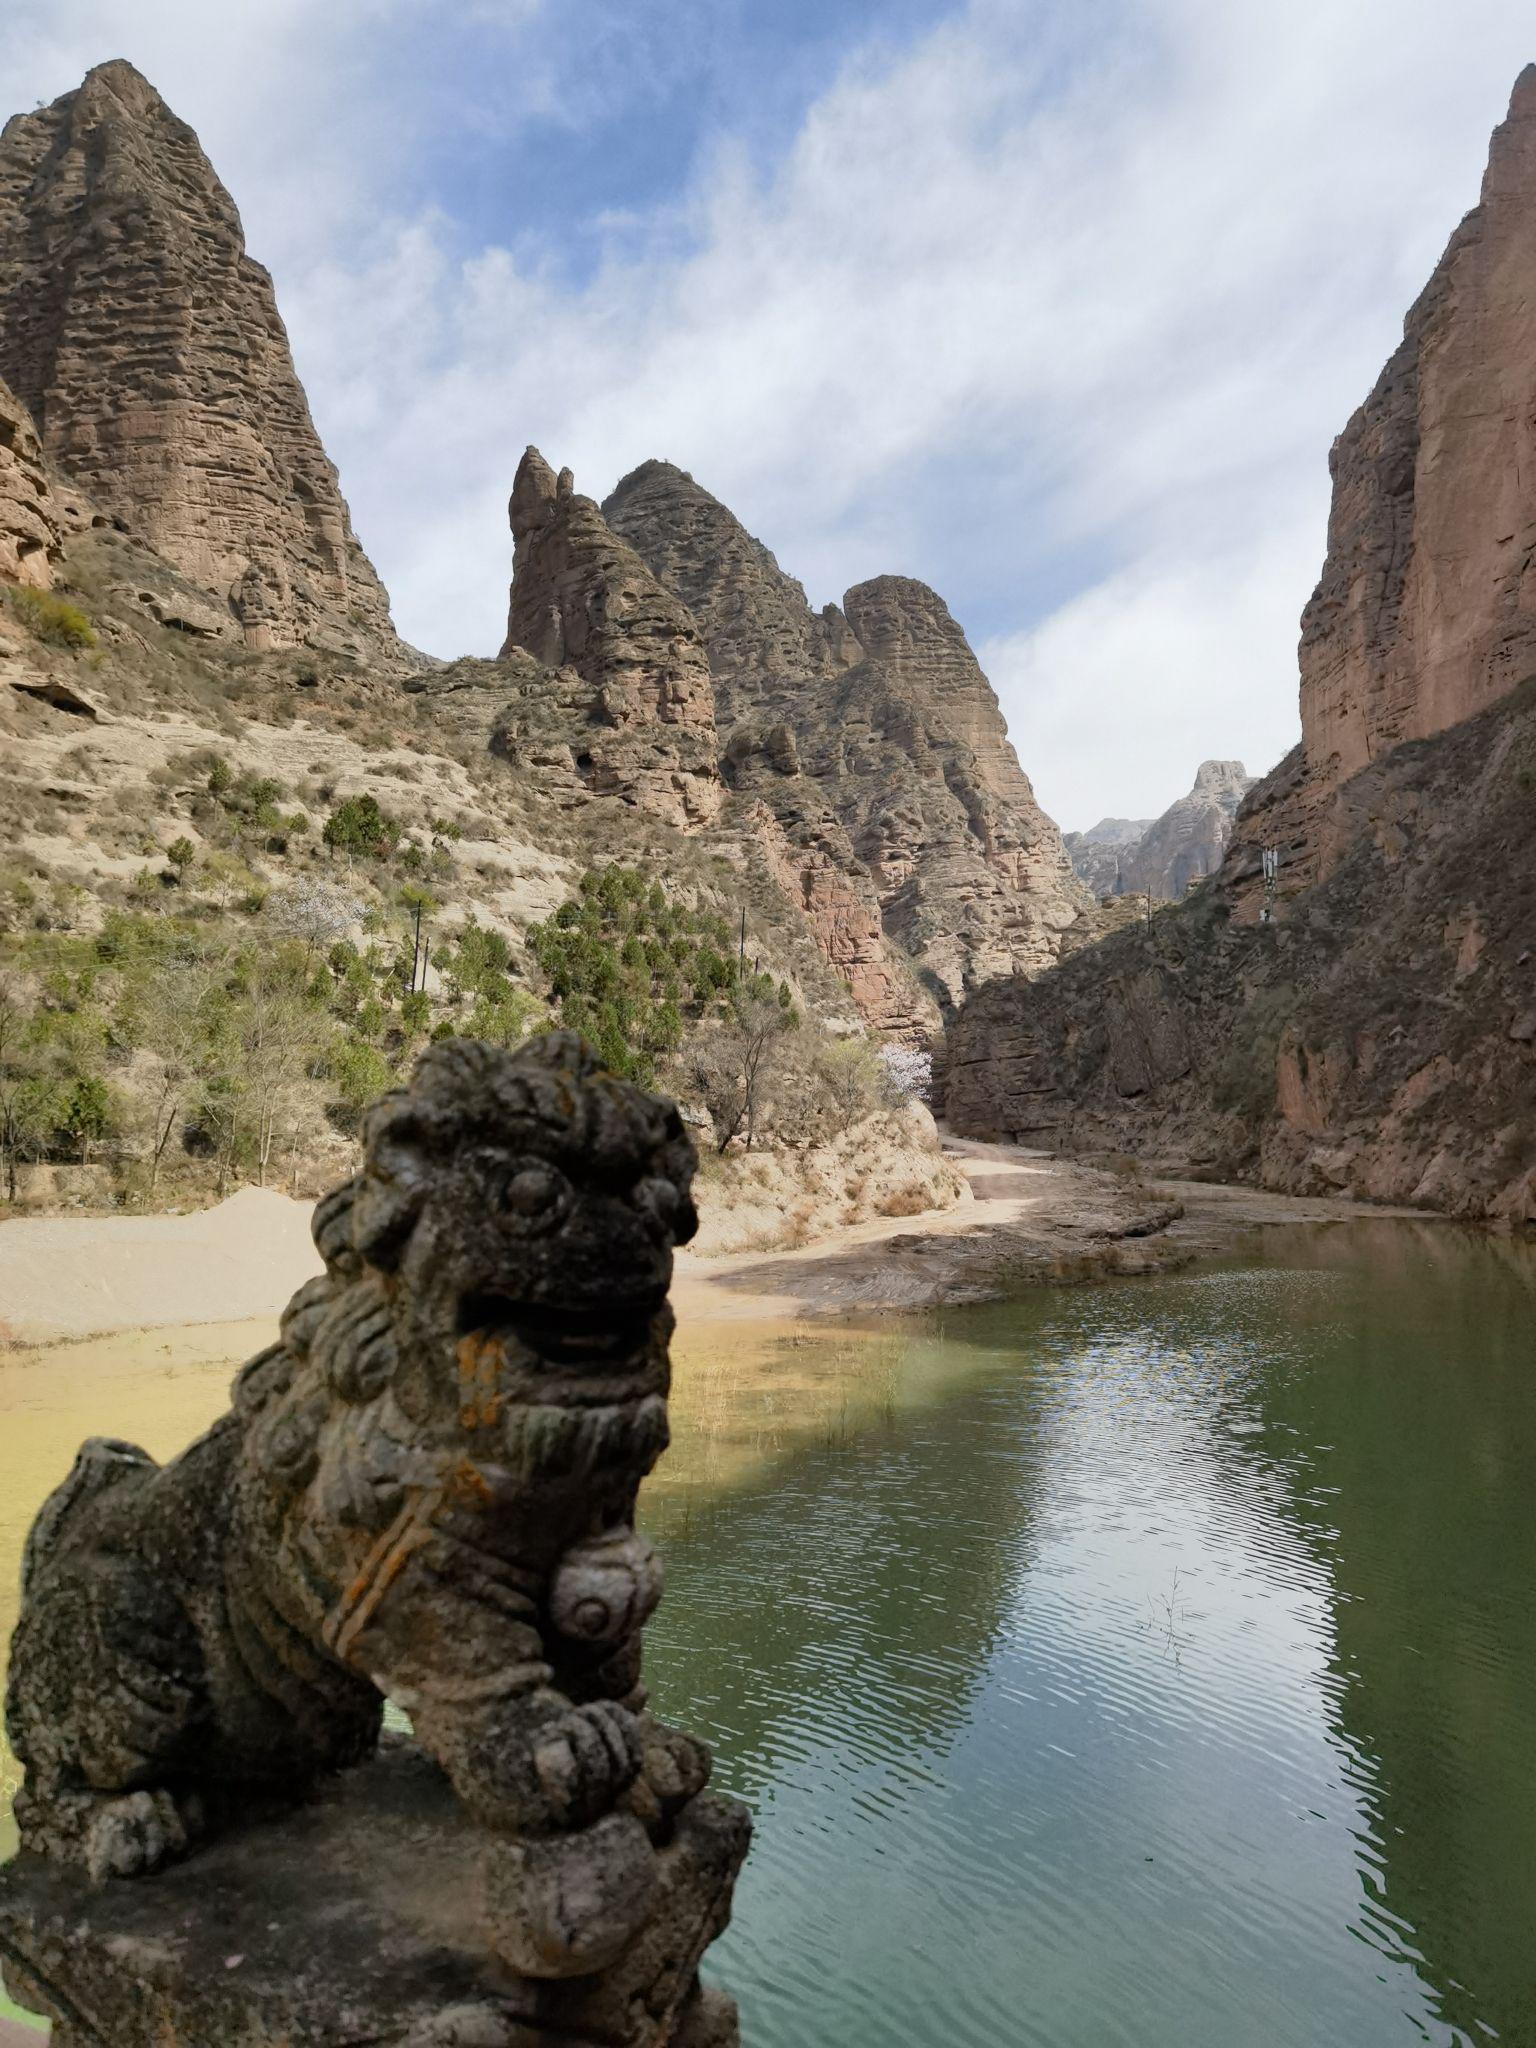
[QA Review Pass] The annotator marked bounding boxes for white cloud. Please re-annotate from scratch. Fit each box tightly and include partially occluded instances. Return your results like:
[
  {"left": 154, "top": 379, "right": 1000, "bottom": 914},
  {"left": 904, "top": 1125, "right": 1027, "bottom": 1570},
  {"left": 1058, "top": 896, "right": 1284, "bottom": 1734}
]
[{"left": 5, "top": 0, "right": 1536, "bottom": 829}]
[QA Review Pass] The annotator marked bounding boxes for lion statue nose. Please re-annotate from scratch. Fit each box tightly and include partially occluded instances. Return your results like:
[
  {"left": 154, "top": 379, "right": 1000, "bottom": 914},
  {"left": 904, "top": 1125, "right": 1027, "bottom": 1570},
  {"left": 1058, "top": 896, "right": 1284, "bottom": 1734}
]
[{"left": 548, "top": 1529, "right": 664, "bottom": 1645}]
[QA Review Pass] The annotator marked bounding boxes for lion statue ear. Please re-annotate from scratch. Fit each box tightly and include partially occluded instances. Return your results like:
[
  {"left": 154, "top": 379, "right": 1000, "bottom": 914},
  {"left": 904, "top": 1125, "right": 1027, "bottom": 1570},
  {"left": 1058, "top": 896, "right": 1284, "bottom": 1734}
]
[{"left": 350, "top": 1093, "right": 430, "bottom": 1272}]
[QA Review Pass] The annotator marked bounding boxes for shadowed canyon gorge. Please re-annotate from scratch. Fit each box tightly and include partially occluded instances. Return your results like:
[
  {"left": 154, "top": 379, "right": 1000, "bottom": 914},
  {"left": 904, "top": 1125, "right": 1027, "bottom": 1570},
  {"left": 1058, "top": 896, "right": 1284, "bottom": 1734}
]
[{"left": 947, "top": 67, "right": 1536, "bottom": 1224}]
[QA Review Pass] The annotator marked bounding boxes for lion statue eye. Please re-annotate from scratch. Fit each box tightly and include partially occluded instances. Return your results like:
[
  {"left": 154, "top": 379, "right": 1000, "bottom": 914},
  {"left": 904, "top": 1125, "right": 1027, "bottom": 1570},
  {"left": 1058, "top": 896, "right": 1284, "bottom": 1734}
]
[{"left": 503, "top": 1163, "right": 565, "bottom": 1220}]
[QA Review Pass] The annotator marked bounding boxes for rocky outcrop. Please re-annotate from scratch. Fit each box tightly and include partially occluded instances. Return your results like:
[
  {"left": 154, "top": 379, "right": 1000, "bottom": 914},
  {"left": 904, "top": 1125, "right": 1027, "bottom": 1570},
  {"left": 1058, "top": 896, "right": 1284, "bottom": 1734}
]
[
  {"left": 598, "top": 459, "right": 856, "bottom": 723},
  {"left": 604, "top": 462, "right": 1085, "bottom": 1019},
  {"left": 0, "top": 61, "right": 395, "bottom": 655},
  {"left": 1117, "top": 760, "right": 1252, "bottom": 900},
  {"left": 1066, "top": 764, "right": 1253, "bottom": 904},
  {"left": 1063, "top": 816, "right": 1151, "bottom": 898},
  {"left": 945, "top": 70, "right": 1536, "bottom": 1223},
  {"left": 501, "top": 449, "right": 722, "bottom": 831},
  {"left": 0, "top": 377, "right": 62, "bottom": 589}
]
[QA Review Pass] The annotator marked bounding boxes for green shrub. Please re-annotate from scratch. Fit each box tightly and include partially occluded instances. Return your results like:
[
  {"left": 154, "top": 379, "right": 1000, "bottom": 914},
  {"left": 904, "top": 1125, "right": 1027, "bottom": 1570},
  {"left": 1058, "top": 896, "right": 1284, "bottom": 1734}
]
[
  {"left": 8, "top": 586, "right": 96, "bottom": 650},
  {"left": 331, "top": 1037, "right": 395, "bottom": 1111},
  {"left": 166, "top": 837, "right": 196, "bottom": 873},
  {"left": 527, "top": 864, "right": 768, "bottom": 1081},
  {"left": 323, "top": 794, "right": 395, "bottom": 857}
]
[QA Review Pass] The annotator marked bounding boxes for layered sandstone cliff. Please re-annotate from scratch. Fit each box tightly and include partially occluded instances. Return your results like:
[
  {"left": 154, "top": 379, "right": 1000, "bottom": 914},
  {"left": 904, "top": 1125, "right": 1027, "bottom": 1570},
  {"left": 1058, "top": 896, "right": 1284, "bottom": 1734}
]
[
  {"left": 0, "top": 377, "right": 61, "bottom": 589},
  {"left": 1121, "top": 761, "right": 1253, "bottom": 900},
  {"left": 498, "top": 448, "right": 722, "bottom": 830},
  {"left": 1236, "top": 62, "right": 1536, "bottom": 898},
  {"left": 604, "top": 461, "right": 1085, "bottom": 1017},
  {"left": 945, "top": 70, "right": 1536, "bottom": 1221},
  {"left": 945, "top": 681, "right": 1536, "bottom": 1219},
  {"left": 0, "top": 60, "right": 395, "bottom": 655},
  {"left": 1304, "top": 64, "right": 1536, "bottom": 779}
]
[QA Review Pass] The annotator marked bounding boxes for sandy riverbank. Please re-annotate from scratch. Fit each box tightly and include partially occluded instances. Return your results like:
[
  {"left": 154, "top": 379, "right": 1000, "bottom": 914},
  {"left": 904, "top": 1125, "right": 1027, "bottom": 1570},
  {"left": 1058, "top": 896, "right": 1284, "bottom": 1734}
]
[{"left": 0, "top": 1140, "right": 1437, "bottom": 1347}]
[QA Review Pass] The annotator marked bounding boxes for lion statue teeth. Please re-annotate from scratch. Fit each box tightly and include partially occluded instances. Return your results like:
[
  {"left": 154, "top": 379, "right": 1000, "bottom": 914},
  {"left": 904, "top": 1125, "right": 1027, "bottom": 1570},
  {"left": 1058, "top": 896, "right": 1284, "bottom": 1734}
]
[{"left": 4, "top": 1031, "right": 722, "bottom": 1984}]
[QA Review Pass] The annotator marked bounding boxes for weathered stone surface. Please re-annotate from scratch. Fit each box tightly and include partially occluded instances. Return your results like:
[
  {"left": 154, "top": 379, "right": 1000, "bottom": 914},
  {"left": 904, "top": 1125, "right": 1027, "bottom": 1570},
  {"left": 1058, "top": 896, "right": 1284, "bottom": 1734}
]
[
  {"left": 605, "top": 462, "right": 1085, "bottom": 1020},
  {"left": 600, "top": 459, "right": 856, "bottom": 724},
  {"left": 0, "top": 1739, "right": 746, "bottom": 2047},
  {"left": 501, "top": 451, "right": 722, "bottom": 831},
  {"left": 3, "top": 1033, "right": 748, "bottom": 2040},
  {"left": 1062, "top": 816, "right": 1151, "bottom": 898},
  {"left": 0, "top": 375, "right": 61, "bottom": 589},
  {"left": 0, "top": 61, "right": 396, "bottom": 655},
  {"left": 1112, "top": 761, "right": 1252, "bottom": 902}
]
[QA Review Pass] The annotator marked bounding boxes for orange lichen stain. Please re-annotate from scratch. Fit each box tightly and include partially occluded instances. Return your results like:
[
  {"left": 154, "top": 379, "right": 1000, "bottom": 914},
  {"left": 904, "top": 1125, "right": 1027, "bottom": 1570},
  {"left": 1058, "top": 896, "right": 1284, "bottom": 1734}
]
[
  {"left": 445, "top": 1458, "right": 494, "bottom": 1507},
  {"left": 340, "top": 1500, "right": 418, "bottom": 1610},
  {"left": 456, "top": 1332, "right": 507, "bottom": 1432}
]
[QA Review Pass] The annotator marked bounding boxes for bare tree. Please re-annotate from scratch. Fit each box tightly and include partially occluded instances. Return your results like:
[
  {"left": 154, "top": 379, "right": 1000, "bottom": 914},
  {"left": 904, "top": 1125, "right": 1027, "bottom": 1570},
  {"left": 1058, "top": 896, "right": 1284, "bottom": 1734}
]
[
  {"left": 131, "top": 955, "right": 225, "bottom": 1196},
  {"left": 267, "top": 879, "right": 361, "bottom": 971},
  {"left": 673, "top": 997, "right": 789, "bottom": 1154},
  {"left": 816, "top": 1036, "right": 885, "bottom": 1134},
  {"left": 199, "top": 957, "right": 330, "bottom": 1193}
]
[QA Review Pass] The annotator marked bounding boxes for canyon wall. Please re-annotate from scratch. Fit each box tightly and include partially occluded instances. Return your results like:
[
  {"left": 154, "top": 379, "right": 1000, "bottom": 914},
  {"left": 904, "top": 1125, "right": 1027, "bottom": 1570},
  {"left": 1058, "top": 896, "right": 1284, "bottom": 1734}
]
[{"left": 946, "top": 68, "right": 1536, "bottom": 1221}]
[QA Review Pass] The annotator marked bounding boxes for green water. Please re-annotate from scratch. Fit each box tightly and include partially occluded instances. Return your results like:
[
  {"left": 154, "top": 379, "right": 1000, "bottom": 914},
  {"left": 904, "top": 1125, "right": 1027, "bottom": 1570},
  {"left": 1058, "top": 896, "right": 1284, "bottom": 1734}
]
[
  {"left": 641, "top": 1222, "right": 1536, "bottom": 2047},
  {"left": 3, "top": 1221, "right": 1535, "bottom": 2042}
]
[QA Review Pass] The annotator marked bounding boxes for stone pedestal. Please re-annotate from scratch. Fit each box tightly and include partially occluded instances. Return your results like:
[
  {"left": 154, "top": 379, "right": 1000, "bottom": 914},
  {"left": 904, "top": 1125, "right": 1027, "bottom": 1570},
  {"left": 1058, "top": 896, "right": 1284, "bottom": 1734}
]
[{"left": 0, "top": 1743, "right": 748, "bottom": 2048}]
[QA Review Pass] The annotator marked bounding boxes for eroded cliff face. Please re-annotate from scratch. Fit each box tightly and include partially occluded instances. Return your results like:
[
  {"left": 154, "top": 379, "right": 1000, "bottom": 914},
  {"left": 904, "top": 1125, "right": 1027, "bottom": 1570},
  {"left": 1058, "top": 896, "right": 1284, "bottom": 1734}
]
[
  {"left": 604, "top": 461, "right": 1084, "bottom": 1020},
  {"left": 0, "top": 377, "right": 62, "bottom": 589},
  {"left": 945, "top": 71, "right": 1536, "bottom": 1222},
  {"left": 499, "top": 448, "right": 722, "bottom": 831},
  {"left": 945, "top": 681, "right": 1536, "bottom": 1220},
  {"left": 1063, "top": 816, "right": 1151, "bottom": 898},
  {"left": 1113, "top": 760, "right": 1253, "bottom": 901},
  {"left": 0, "top": 61, "right": 395, "bottom": 655},
  {"left": 1238, "top": 63, "right": 1536, "bottom": 897}
]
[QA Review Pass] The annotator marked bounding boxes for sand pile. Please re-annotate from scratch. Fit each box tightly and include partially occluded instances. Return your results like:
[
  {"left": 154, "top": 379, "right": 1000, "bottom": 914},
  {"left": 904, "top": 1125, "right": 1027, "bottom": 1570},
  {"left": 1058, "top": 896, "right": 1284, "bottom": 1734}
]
[{"left": 0, "top": 1188, "right": 323, "bottom": 1344}]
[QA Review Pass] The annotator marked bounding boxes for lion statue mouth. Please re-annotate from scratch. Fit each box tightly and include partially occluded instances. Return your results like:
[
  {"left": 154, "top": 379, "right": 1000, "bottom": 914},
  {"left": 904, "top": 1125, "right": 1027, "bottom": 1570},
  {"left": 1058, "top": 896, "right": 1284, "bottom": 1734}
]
[{"left": 456, "top": 1293, "right": 666, "bottom": 1372}]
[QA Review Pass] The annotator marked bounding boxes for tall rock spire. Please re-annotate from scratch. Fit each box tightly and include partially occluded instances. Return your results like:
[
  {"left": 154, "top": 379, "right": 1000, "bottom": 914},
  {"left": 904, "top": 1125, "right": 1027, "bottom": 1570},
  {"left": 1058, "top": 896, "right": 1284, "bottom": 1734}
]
[
  {"left": 0, "top": 60, "right": 395, "bottom": 655},
  {"left": 500, "top": 447, "right": 722, "bottom": 830},
  {"left": 605, "top": 459, "right": 1086, "bottom": 1013}
]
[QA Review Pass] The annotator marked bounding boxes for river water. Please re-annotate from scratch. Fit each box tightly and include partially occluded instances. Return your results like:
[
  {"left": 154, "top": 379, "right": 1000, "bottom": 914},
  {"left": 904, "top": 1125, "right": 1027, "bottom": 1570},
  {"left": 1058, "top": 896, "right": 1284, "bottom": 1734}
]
[{"left": 2, "top": 1220, "right": 1534, "bottom": 2043}]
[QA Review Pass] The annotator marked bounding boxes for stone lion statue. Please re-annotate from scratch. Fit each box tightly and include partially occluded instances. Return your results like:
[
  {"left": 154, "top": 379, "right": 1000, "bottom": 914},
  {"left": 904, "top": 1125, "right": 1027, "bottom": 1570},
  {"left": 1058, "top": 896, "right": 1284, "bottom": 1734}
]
[{"left": 5, "top": 1032, "right": 739, "bottom": 1997}]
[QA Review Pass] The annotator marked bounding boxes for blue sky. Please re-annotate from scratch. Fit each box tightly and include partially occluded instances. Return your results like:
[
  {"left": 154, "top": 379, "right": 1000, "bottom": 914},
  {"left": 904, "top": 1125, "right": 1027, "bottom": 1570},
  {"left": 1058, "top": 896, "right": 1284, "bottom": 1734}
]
[{"left": 5, "top": 0, "right": 1535, "bottom": 829}]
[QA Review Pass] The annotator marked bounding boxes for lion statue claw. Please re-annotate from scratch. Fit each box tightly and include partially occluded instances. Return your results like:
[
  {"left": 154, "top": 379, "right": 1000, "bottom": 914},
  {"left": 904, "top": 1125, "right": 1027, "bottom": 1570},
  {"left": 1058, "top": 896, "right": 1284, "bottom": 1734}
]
[{"left": 4, "top": 1033, "right": 714, "bottom": 1982}]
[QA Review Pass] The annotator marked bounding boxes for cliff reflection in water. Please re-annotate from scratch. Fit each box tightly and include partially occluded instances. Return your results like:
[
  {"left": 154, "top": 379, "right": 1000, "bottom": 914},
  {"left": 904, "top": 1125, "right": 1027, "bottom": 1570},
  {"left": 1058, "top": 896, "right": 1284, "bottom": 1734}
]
[{"left": 645, "top": 1226, "right": 1536, "bottom": 2048}]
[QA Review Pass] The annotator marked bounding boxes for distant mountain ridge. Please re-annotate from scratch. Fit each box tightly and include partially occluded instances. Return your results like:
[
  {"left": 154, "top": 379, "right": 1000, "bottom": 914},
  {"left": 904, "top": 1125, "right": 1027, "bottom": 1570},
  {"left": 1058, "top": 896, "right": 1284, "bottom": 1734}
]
[{"left": 1065, "top": 760, "right": 1253, "bottom": 903}]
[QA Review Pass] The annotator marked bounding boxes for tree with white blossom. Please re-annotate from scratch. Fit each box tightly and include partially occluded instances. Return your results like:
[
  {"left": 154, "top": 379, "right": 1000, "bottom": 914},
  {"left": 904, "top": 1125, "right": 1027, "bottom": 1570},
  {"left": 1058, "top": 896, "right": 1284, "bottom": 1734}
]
[{"left": 878, "top": 1044, "right": 932, "bottom": 1103}]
